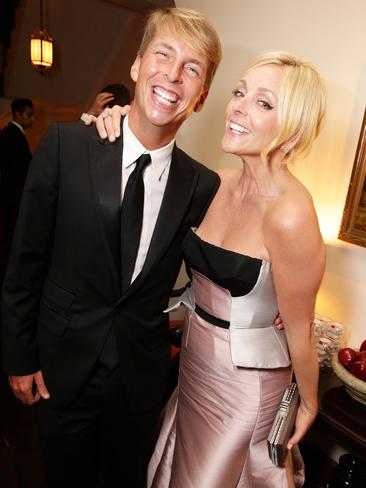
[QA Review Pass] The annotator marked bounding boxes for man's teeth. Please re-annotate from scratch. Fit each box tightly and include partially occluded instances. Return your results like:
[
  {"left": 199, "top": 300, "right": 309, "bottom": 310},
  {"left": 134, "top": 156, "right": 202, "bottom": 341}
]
[
  {"left": 154, "top": 87, "right": 177, "bottom": 105},
  {"left": 229, "top": 122, "right": 250, "bottom": 134}
]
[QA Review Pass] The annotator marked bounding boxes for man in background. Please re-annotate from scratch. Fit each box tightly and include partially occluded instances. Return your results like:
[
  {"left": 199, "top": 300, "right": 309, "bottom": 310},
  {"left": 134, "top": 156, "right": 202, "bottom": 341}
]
[
  {"left": 0, "top": 98, "right": 34, "bottom": 250},
  {"left": 80, "top": 83, "right": 131, "bottom": 121}
]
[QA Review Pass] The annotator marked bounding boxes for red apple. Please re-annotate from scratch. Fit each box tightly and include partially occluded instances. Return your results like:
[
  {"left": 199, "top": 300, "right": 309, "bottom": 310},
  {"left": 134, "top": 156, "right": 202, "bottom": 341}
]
[
  {"left": 355, "top": 350, "right": 366, "bottom": 362},
  {"left": 338, "top": 347, "right": 357, "bottom": 369},
  {"left": 350, "top": 361, "right": 366, "bottom": 381},
  {"left": 360, "top": 339, "right": 366, "bottom": 352}
]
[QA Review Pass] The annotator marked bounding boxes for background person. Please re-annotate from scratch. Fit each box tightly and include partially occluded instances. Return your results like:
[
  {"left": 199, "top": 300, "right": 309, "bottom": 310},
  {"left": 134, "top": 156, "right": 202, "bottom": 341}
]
[
  {"left": 0, "top": 98, "right": 34, "bottom": 250},
  {"left": 80, "top": 83, "right": 131, "bottom": 122}
]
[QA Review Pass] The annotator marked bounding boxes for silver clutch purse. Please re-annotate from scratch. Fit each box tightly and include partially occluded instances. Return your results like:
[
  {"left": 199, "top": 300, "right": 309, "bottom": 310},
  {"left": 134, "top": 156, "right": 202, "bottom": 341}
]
[{"left": 267, "top": 382, "right": 300, "bottom": 466}]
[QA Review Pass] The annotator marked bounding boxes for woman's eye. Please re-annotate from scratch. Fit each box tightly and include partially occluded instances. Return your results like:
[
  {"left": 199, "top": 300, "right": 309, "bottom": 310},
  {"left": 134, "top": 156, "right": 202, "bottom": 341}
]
[
  {"left": 258, "top": 99, "right": 273, "bottom": 110},
  {"left": 232, "top": 89, "right": 244, "bottom": 97}
]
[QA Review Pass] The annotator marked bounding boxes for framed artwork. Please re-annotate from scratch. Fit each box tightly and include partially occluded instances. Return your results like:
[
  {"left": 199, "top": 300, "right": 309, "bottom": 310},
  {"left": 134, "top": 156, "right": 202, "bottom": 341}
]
[{"left": 339, "top": 108, "right": 366, "bottom": 247}]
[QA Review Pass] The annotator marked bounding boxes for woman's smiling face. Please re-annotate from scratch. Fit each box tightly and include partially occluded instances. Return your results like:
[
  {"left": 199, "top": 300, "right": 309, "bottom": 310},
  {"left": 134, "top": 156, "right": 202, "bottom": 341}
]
[{"left": 222, "top": 63, "right": 284, "bottom": 160}]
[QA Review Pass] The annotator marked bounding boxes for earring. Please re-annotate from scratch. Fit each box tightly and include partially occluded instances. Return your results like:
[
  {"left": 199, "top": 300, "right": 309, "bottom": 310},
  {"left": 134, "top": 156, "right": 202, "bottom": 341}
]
[{"left": 281, "top": 141, "right": 293, "bottom": 153}]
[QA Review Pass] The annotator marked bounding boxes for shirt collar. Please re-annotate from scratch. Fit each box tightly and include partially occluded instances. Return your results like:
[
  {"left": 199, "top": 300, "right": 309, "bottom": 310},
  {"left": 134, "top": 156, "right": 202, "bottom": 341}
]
[
  {"left": 122, "top": 115, "right": 175, "bottom": 180},
  {"left": 11, "top": 120, "right": 25, "bottom": 134}
]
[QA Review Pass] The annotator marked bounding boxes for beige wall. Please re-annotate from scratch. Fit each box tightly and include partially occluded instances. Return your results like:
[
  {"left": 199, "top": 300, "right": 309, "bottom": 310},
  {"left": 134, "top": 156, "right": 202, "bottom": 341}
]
[{"left": 174, "top": 0, "right": 366, "bottom": 348}]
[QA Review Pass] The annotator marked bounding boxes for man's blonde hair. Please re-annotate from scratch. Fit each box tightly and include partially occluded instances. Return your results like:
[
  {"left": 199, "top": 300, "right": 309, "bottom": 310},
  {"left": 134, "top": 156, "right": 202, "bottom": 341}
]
[
  {"left": 138, "top": 8, "right": 222, "bottom": 91},
  {"left": 245, "top": 52, "right": 326, "bottom": 162}
]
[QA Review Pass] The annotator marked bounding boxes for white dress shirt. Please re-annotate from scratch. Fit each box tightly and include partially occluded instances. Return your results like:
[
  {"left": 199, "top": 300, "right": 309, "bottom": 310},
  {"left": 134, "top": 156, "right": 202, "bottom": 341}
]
[
  {"left": 122, "top": 115, "right": 174, "bottom": 283},
  {"left": 10, "top": 120, "right": 25, "bottom": 134}
]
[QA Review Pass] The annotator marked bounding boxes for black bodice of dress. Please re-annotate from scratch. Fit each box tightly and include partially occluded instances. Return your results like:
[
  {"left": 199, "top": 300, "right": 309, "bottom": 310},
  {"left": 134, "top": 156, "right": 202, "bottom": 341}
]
[{"left": 182, "top": 229, "right": 263, "bottom": 297}]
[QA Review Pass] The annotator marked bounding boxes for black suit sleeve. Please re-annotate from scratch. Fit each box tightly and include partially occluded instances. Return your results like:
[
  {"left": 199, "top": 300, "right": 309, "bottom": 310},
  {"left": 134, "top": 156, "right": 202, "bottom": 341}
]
[
  {"left": 1, "top": 123, "right": 60, "bottom": 375},
  {"left": 197, "top": 171, "right": 220, "bottom": 225}
]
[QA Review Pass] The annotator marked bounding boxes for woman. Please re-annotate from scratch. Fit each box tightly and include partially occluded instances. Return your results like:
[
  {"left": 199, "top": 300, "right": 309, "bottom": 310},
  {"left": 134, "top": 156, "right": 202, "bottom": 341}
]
[{"left": 94, "top": 52, "right": 326, "bottom": 487}]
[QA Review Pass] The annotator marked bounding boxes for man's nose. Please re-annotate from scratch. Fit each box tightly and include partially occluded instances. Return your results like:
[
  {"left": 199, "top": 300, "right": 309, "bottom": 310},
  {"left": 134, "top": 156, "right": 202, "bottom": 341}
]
[{"left": 164, "top": 61, "right": 183, "bottom": 83}]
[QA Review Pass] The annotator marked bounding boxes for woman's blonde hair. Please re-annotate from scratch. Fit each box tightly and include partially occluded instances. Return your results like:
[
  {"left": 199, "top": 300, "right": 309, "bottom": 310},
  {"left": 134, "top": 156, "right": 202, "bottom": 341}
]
[
  {"left": 137, "top": 8, "right": 222, "bottom": 91},
  {"left": 245, "top": 51, "right": 326, "bottom": 162}
]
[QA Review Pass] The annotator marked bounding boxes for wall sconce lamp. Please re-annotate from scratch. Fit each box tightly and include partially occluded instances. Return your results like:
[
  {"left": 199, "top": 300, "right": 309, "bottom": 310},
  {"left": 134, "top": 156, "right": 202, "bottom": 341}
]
[{"left": 30, "top": 0, "right": 53, "bottom": 71}]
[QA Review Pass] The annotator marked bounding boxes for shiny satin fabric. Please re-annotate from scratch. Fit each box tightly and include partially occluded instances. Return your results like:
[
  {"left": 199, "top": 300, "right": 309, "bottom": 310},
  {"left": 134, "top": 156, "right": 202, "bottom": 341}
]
[
  {"left": 149, "top": 274, "right": 305, "bottom": 487},
  {"left": 193, "top": 265, "right": 291, "bottom": 368},
  {"left": 166, "top": 267, "right": 291, "bottom": 369}
]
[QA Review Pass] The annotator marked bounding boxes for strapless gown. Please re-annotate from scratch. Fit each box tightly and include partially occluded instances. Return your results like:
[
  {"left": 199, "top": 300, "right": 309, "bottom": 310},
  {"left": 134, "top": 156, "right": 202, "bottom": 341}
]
[{"left": 148, "top": 229, "right": 304, "bottom": 488}]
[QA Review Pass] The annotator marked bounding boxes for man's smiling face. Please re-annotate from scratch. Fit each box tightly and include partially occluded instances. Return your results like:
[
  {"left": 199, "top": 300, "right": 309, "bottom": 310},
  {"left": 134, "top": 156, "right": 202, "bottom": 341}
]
[{"left": 128, "top": 28, "right": 209, "bottom": 146}]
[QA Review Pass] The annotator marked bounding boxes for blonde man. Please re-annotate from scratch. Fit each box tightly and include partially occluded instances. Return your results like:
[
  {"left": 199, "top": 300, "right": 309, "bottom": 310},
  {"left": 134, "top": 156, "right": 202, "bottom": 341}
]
[{"left": 2, "top": 8, "right": 221, "bottom": 488}]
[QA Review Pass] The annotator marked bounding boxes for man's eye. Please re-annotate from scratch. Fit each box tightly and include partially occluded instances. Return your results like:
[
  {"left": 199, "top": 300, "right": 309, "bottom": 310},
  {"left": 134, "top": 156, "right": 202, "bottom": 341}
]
[
  {"left": 186, "top": 66, "right": 199, "bottom": 76},
  {"left": 156, "top": 51, "right": 168, "bottom": 57},
  {"left": 232, "top": 89, "right": 244, "bottom": 97},
  {"left": 258, "top": 100, "right": 273, "bottom": 110}
]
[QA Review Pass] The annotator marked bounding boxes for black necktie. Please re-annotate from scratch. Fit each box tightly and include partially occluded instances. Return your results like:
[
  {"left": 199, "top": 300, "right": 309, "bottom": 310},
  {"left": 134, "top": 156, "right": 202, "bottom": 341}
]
[{"left": 120, "top": 153, "right": 151, "bottom": 292}]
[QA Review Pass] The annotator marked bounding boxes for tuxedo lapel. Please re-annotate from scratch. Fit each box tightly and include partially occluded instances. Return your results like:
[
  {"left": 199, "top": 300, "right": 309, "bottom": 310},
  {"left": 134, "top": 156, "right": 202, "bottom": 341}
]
[
  {"left": 89, "top": 131, "right": 123, "bottom": 292},
  {"left": 122, "top": 145, "right": 198, "bottom": 298}
]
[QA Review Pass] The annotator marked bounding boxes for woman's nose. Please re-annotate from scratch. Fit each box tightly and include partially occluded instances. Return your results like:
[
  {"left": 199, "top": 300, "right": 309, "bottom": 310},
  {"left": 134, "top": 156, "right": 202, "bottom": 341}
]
[{"left": 234, "top": 97, "right": 249, "bottom": 115}]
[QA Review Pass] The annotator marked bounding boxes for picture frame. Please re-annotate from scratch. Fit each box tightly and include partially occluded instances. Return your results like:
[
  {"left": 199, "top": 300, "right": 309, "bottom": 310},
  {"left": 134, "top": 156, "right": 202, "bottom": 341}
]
[{"left": 338, "top": 108, "right": 366, "bottom": 247}]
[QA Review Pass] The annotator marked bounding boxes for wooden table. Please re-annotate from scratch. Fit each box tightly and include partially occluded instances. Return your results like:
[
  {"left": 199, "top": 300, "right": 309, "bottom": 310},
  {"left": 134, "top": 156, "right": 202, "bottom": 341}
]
[{"left": 316, "top": 367, "right": 366, "bottom": 462}]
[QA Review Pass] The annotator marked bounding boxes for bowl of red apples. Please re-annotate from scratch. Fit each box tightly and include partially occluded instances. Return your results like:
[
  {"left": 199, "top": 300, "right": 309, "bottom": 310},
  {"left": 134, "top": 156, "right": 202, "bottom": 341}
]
[{"left": 331, "top": 340, "right": 366, "bottom": 405}]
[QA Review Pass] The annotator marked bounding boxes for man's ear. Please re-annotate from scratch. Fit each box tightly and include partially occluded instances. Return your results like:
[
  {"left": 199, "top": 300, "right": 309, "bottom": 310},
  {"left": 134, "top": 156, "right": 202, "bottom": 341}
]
[
  {"left": 193, "top": 91, "right": 208, "bottom": 113},
  {"left": 130, "top": 56, "right": 141, "bottom": 82}
]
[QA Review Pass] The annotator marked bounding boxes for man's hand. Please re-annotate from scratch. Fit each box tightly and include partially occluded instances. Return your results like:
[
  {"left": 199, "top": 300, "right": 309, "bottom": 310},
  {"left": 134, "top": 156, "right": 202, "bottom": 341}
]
[
  {"left": 9, "top": 371, "right": 50, "bottom": 405},
  {"left": 87, "top": 92, "right": 115, "bottom": 117}
]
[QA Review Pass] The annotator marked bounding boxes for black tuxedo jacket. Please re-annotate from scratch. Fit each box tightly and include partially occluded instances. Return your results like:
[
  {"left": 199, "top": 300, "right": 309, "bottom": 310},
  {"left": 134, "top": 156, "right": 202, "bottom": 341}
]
[{"left": 1, "top": 121, "right": 219, "bottom": 410}]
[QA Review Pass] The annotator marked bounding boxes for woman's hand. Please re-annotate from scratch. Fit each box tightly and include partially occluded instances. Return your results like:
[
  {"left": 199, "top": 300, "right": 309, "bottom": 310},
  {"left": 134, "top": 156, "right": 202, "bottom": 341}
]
[
  {"left": 287, "top": 400, "right": 317, "bottom": 450},
  {"left": 84, "top": 104, "right": 130, "bottom": 142}
]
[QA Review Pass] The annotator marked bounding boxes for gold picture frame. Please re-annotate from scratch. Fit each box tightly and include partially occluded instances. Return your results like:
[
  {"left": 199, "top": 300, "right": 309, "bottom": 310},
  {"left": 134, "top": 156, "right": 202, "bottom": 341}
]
[{"left": 339, "top": 108, "right": 366, "bottom": 246}]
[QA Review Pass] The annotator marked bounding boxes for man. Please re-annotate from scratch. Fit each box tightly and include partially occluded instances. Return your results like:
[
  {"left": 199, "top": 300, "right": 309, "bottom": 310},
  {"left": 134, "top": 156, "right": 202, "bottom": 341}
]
[
  {"left": 0, "top": 98, "right": 34, "bottom": 249},
  {"left": 1, "top": 8, "right": 221, "bottom": 488},
  {"left": 80, "top": 82, "right": 131, "bottom": 121}
]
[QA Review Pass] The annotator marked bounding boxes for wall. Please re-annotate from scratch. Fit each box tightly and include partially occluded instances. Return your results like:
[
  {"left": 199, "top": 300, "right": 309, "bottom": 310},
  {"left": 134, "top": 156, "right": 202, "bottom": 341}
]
[{"left": 174, "top": 0, "right": 366, "bottom": 348}]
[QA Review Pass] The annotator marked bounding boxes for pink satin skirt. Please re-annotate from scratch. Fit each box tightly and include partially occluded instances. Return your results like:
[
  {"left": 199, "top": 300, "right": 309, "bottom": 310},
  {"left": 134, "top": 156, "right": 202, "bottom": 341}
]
[{"left": 148, "top": 309, "right": 305, "bottom": 487}]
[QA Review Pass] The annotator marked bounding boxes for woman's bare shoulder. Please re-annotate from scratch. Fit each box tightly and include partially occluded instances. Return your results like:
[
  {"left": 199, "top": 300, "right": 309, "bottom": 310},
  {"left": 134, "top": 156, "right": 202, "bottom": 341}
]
[{"left": 266, "top": 179, "right": 318, "bottom": 236}]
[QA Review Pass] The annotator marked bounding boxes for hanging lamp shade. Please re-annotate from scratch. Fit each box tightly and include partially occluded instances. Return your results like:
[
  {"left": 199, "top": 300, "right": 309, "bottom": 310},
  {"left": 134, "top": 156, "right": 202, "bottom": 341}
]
[
  {"left": 30, "top": 31, "right": 53, "bottom": 68},
  {"left": 30, "top": 0, "right": 54, "bottom": 71}
]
